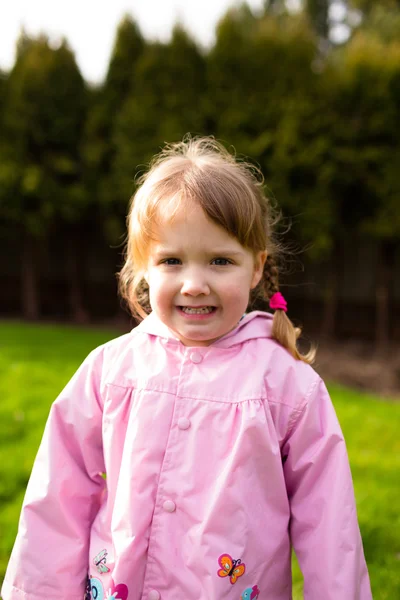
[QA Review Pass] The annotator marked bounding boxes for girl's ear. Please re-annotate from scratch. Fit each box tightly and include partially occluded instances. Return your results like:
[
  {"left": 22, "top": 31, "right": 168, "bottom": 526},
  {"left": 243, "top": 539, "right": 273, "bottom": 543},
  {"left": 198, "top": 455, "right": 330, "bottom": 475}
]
[{"left": 251, "top": 251, "right": 267, "bottom": 289}]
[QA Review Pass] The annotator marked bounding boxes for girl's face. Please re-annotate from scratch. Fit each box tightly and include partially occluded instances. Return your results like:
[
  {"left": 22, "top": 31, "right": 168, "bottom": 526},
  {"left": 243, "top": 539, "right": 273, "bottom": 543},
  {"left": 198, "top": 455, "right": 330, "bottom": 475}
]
[{"left": 145, "top": 202, "right": 266, "bottom": 346}]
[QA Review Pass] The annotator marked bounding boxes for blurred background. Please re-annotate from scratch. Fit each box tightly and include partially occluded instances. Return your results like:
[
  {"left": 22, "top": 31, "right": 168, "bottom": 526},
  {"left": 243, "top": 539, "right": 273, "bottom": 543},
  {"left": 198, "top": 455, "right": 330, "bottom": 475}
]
[{"left": 0, "top": 1, "right": 399, "bottom": 598}]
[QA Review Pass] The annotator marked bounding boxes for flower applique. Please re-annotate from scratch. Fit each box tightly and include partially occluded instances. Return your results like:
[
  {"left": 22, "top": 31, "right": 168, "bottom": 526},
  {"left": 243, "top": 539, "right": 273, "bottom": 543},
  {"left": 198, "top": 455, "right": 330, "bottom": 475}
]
[
  {"left": 217, "top": 553, "right": 246, "bottom": 584},
  {"left": 241, "top": 584, "right": 260, "bottom": 599},
  {"left": 105, "top": 581, "right": 129, "bottom": 600}
]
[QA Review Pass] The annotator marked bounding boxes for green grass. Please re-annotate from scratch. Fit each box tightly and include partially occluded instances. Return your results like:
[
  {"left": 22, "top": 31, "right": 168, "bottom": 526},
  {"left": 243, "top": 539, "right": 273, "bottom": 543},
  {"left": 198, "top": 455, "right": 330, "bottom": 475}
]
[
  {"left": 291, "top": 384, "right": 400, "bottom": 599},
  {"left": 1, "top": 321, "right": 399, "bottom": 598},
  {"left": 0, "top": 321, "right": 119, "bottom": 568}
]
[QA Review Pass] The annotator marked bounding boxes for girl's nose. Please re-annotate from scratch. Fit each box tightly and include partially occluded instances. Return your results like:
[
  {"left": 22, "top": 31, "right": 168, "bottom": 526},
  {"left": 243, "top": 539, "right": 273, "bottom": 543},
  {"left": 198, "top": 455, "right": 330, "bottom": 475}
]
[{"left": 181, "top": 270, "right": 210, "bottom": 296}]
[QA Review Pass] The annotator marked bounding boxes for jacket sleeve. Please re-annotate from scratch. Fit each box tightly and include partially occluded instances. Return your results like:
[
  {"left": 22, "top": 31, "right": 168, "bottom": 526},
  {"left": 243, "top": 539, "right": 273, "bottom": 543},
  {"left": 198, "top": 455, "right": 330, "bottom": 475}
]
[
  {"left": 1, "top": 347, "right": 106, "bottom": 600},
  {"left": 282, "top": 376, "right": 373, "bottom": 600}
]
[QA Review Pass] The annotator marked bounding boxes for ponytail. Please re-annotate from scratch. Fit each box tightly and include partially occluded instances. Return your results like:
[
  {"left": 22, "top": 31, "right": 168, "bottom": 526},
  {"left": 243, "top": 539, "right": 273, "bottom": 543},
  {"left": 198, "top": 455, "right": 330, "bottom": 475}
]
[{"left": 260, "top": 256, "right": 316, "bottom": 364}]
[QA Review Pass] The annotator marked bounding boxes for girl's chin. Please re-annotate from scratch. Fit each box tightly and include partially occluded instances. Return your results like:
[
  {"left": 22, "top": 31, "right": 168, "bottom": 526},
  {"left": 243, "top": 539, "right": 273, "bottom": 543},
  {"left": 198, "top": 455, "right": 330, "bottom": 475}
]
[
  {"left": 171, "top": 328, "right": 220, "bottom": 347},
  {"left": 175, "top": 327, "right": 236, "bottom": 347}
]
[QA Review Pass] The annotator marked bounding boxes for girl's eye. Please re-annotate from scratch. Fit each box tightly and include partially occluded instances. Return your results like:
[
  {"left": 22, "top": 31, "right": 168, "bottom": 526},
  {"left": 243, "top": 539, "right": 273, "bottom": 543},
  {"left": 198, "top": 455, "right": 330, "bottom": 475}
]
[
  {"left": 212, "top": 258, "right": 231, "bottom": 266},
  {"left": 162, "top": 258, "right": 181, "bottom": 265}
]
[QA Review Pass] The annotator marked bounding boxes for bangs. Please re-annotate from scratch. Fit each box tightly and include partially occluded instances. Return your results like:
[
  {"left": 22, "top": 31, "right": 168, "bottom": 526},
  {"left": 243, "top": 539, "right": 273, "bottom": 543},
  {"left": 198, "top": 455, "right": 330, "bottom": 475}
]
[
  {"left": 183, "top": 162, "right": 266, "bottom": 250},
  {"left": 130, "top": 182, "right": 185, "bottom": 270}
]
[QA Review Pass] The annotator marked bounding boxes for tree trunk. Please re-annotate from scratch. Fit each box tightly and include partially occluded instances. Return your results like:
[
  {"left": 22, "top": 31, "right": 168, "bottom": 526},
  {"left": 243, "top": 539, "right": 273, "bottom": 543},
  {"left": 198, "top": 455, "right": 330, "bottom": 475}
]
[
  {"left": 375, "top": 241, "right": 394, "bottom": 354},
  {"left": 21, "top": 230, "right": 40, "bottom": 320},
  {"left": 321, "top": 242, "right": 341, "bottom": 340},
  {"left": 66, "top": 226, "right": 89, "bottom": 324}
]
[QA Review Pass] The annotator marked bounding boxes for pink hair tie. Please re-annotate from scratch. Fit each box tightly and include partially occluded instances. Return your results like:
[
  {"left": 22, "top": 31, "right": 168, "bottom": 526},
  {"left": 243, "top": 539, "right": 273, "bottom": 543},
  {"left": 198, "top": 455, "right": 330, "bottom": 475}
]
[{"left": 269, "top": 291, "right": 287, "bottom": 312}]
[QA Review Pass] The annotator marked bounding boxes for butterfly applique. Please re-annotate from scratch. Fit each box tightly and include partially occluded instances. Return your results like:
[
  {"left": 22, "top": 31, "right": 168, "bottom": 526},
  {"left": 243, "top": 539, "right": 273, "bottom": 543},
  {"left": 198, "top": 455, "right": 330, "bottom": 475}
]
[
  {"left": 217, "top": 553, "right": 246, "bottom": 584},
  {"left": 93, "top": 549, "right": 110, "bottom": 574}
]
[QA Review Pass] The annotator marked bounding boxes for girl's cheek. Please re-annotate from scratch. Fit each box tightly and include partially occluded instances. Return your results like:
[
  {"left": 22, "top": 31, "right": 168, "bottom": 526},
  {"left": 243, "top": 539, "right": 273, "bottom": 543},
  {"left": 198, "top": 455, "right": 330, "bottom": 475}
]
[
  {"left": 149, "top": 271, "right": 166, "bottom": 288},
  {"left": 226, "top": 282, "right": 248, "bottom": 295}
]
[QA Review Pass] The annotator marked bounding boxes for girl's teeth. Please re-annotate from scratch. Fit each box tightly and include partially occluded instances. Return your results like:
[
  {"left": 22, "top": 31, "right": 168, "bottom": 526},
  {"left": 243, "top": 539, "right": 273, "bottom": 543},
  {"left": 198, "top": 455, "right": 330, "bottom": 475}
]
[{"left": 181, "top": 307, "right": 213, "bottom": 314}]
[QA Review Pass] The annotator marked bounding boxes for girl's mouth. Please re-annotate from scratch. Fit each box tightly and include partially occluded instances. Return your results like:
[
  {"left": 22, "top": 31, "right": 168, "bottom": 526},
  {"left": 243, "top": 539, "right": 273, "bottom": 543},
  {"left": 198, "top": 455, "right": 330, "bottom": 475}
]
[{"left": 179, "top": 306, "right": 216, "bottom": 315}]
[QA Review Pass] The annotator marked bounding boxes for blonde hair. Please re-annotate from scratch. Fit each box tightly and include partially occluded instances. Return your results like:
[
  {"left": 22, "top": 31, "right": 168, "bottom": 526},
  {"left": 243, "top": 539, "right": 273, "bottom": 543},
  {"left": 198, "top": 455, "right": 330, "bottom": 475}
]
[{"left": 119, "top": 136, "right": 314, "bottom": 364}]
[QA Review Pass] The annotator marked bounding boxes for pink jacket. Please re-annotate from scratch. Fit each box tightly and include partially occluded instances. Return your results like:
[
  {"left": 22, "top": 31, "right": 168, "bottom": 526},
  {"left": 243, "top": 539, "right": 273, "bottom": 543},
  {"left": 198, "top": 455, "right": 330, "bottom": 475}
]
[{"left": 2, "top": 311, "right": 372, "bottom": 600}]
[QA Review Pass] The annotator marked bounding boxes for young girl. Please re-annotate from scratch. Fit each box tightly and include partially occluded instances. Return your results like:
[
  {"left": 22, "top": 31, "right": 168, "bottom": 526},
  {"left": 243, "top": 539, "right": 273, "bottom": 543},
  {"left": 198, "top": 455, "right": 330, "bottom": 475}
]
[{"left": 2, "top": 137, "right": 372, "bottom": 600}]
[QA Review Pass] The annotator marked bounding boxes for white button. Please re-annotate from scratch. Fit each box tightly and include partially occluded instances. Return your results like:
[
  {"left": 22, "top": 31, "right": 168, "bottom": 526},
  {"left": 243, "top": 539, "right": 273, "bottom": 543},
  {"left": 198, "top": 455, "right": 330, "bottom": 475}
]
[
  {"left": 178, "top": 417, "right": 190, "bottom": 430},
  {"left": 148, "top": 591, "right": 160, "bottom": 600},
  {"left": 163, "top": 499, "right": 176, "bottom": 512},
  {"left": 190, "top": 351, "right": 203, "bottom": 363}
]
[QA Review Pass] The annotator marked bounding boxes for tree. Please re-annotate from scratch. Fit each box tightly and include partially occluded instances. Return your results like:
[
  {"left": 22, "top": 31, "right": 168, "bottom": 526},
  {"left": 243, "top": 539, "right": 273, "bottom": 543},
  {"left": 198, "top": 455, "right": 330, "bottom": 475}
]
[
  {"left": 351, "top": 1, "right": 400, "bottom": 44},
  {"left": 305, "top": 0, "right": 330, "bottom": 39},
  {"left": 1, "top": 33, "right": 87, "bottom": 320},
  {"left": 264, "top": 0, "right": 287, "bottom": 13},
  {"left": 349, "top": 0, "right": 400, "bottom": 15},
  {"left": 104, "top": 15, "right": 145, "bottom": 114},
  {"left": 83, "top": 15, "right": 145, "bottom": 202},
  {"left": 339, "top": 33, "right": 400, "bottom": 349},
  {"left": 81, "top": 16, "right": 145, "bottom": 275},
  {"left": 111, "top": 26, "right": 207, "bottom": 208},
  {"left": 0, "top": 69, "right": 13, "bottom": 251},
  {"left": 294, "top": 31, "right": 400, "bottom": 345},
  {"left": 207, "top": 5, "right": 260, "bottom": 145}
]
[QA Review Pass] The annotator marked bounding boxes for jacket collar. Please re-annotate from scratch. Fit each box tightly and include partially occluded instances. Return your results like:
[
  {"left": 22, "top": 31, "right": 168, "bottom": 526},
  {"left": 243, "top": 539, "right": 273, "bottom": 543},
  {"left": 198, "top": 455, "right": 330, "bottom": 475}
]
[{"left": 135, "top": 310, "right": 273, "bottom": 348}]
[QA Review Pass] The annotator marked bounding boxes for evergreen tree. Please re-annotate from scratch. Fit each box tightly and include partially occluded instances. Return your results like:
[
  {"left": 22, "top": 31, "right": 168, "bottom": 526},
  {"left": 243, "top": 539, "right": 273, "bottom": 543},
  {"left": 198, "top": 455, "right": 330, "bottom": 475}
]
[
  {"left": 352, "top": 0, "right": 400, "bottom": 43},
  {"left": 350, "top": 0, "right": 400, "bottom": 15},
  {"left": 333, "top": 33, "right": 400, "bottom": 348},
  {"left": 82, "top": 15, "right": 145, "bottom": 260},
  {"left": 83, "top": 15, "right": 145, "bottom": 192},
  {"left": 104, "top": 15, "right": 145, "bottom": 115},
  {"left": 1, "top": 34, "right": 86, "bottom": 319},
  {"left": 305, "top": 0, "right": 330, "bottom": 40},
  {"left": 263, "top": 0, "right": 287, "bottom": 15},
  {"left": 111, "top": 26, "right": 207, "bottom": 209}
]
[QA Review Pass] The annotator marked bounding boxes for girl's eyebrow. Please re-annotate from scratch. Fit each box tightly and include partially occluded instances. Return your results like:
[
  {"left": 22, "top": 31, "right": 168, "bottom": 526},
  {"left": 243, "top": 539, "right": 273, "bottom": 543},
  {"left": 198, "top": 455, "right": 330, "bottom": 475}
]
[
  {"left": 153, "top": 247, "right": 245, "bottom": 257},
  {"left": 209, "top": 249, "right": 244, "bottom": 257},
  {"left": 151, "top": 248, "right": 179, "bottom": 257}
]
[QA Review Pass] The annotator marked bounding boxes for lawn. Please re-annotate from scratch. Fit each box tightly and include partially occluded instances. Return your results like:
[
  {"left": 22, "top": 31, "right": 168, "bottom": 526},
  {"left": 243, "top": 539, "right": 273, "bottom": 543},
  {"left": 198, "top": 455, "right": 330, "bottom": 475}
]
[{"left": 1, "top": 321, "right": 399, "bottom": 598}]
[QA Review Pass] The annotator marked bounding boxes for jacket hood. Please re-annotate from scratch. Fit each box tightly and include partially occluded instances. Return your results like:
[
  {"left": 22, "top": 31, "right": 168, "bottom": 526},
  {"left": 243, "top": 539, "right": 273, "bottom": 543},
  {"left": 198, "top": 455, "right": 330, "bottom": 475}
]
[{"left": 135, "top": 310, "right": 273, "bottom": 349}]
